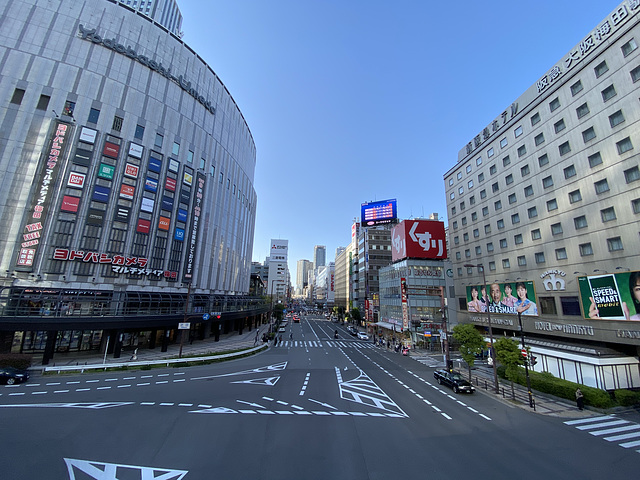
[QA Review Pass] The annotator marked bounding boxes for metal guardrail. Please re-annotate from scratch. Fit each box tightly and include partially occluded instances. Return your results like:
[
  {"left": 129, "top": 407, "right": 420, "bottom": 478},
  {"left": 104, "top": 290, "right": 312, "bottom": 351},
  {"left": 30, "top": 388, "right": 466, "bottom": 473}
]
[{"left": 40, "top": 344, "right": 267, "bottom": 374}]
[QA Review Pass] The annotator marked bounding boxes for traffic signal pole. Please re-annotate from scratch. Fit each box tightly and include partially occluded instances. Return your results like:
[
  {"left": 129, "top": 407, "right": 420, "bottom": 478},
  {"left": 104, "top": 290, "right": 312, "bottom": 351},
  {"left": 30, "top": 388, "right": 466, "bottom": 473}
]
[{"left": 517, "top": 311, "right": 535, "bottom": 410}]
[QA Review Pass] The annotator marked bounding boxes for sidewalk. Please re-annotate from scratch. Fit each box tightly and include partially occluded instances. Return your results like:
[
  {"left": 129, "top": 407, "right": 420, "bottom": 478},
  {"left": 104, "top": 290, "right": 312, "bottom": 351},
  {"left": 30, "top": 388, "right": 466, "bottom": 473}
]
[{"left": 30, "top": 324, "right": 271, "bottom": 371}]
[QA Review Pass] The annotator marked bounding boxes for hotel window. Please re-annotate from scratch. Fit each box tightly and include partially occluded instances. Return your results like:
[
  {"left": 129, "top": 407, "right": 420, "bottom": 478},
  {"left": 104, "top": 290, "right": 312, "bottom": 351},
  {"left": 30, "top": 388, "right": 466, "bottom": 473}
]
[
  {"left": 460, "top": 200, "right": 465, "bottom": 210},
  {"left": 524, "top": 185, "right": 534, "bottom": 197},
  {"left": 549, "top": 97, "right": 560, "bottom": 112},
  {"left": 487, "top": 242, "right": 494, "bottom": 253},
  {"left": 542, "top": 175, "right": 554, "bottom": 188},
  {"left": 490, "top": 165, "right": 497, "bottom": 175},
  {"left": 508, "top": 193, "right": 517, "bottom": 204},
  {"left": 489, "top": 261, "right": 496, "bottom": 271},
  {"left": 210, "top": 164, "right": 215, "bottom": 176},
  {"left": 187, "top": 150, "right": 194, "bottom": 164},
  {"left": 172, "top": 142, "right": 180, "bottom": 155},
  {"left": 594, "top": 60, "right": 609, "bottom": 77},
  {"left": 514, "top": 125, "right": 523, "bottom": 137},
  {"left": 502, "top": 259, "right": 511, "bottom": 269},
  {"left": 471, "top": 212, "right": 478, "bottom": 221},
  {"left": 462, "top": 218, "right": 468, "bottom": 227},
  {"left": 453, "top": 220, "right": 458, "bottom": 229},
  {"left": 503, "top": 155, "right": 511, "bottom": 167},
  {"left": 517, "top": 145, "right": 527, "bottom": 157},
  {"left": 484, "top": 224, "right": 491, "bottom": 234},
  {"left": 466, "top": 164, "right": 472, "bottom": 173},
  {"left": 607, "top": 236, "right": 623, "bottom": 252},
  {"left": 457, "top": 267, "right": 462, "bottom": 276},
  {"left": 470, "top": 196, "right": 476, "bottom": 206},
  {"left": 617, "top": 137, "right": 633, "bottom": 154},
  {"left": 588, "top": 151, "right": 603, "bottom": 167},
  {"left": 478, "top": 172, "right": 485, "bottom": 182},
  {"left": 569, "top": 189, "right": 582, "bottom": 203},
  {"left": 570, "top": 80, "right": 583, "bottom": 96},
  {"left": 582, "top": 127, "right": 596, "bottom": 143},
  {"left": 622, "top": 38, "right": 638, "bottom": 57},
  {"left": 609, "top": 110, "right": 625, "bottom": 128},
  {"left": 521, "top": 164, "right": 530, "bottom": 177},
  {"left": 449, "top": 178, "right": 454, "bottom": 186},
  {"left": 473, "top": 228, "right": 479, "bottom": 238},
  {"left": 475, "top": 246, "right": 482, "bottom": 255},
  {"left": 561, "top": 297, "right": 581, "bottom": 316},
  {"left": 454, "top": 236, "right": 459, "bottom": 245},
  {"left": 482, "top": 206, "right": 489, "bottom": 216},
  {"left": 500, "top": 138, "right": 508, "bottom": 148},
  {"left": 199, "top": 158, "right": 205, "bottom": 169},
  {"left": 559, "top": 141, "right": 571, "bottom": 156},
  {"left": 625, "top": 166, "right": 640, "bottom": 183},
  {"left": 551, "top": 222, "right": 563, "bottom": 235},
  {"left": 511, "top": 213, "right": 520, "bottom": 224},
  {"left": 494, "top": 200, "right": 502, "bottom": 211},
  {"left": 480, "top": 189, "right": 487, "bottom": 199},
  {"left": 632, "top": 198, "right": 640, "bottom": 214},
  {"left": 531, "top": 229, "right": 541, "bottom": 240},
  {"left": 465, "top": 249, "right": 471, "bottom": 258},
  {"left": 535, "top": 252, "right": 546, "bottom": 264},
  {"left": 554, "top": 119, "right": 566, "bottom": 133},
  {"left": 88, "top": 107, "right": 100, "bottom": 123},
  {"left": 631, "top": 65, "right": 640, "bottom": 82},
  {"left": 556, "top": 248, "right": 568, "bottom": 260},
  {"left": 534, "top": 133, "right": 545, "bottom": 146},
  {"left": 492, "top": 182, "right": 499, "bottom": 193},
  {"left": 527, "top": 206, "right": 537, "bottom": 218},
  {"left": 457, "top": 171, "right": 462, "bottom": 180},
  {"left": 134, "top": 124, "right": 145, "bottom": 140},
  {"left": 455, "top": 252, "right": 461, "bottom": 260},
  {"left": 564, "top": 165, "right": 576, "bottom": 179},
  {"left": 579, "top": 243, "right": 593, "bottom": 256},
  {"left": 155, "top": 133, "right": 164, "bottom": 148},
  {"left": 450, "top": 192, "right": 455, "bottom": 200},
  {"left": 538, "top": 153, "right": 549, "bottom": 167},
  {"left": 601, "top": 84, "right": 616, "bottom": 102},
  {"left": 10, "top": 88, "right": 25, "bottom": 104},
  {"left": 594, "top": 178, "right": 609, "bottom": 194},
  {"left": 531, "top": 112, "right": 541, "bottom": 126},
  {"left": 477, "top": 156, "right": 483, "bottom": 165},
  {"left": 517, "top": 256, "right": 527, "bottom": 266},
  {"left": 486, "top": 149, "right": 493, "bottom": 159},
  {"left": 547, "top": 198, "right": 558, "bottom": 211},
  {"left": 505, "top": 174, "right": 514, "bottom": 185},
  {"left": 468, "top": 180, "right": 474, "bottom": 189},
  {"left": 576, "top": 102, "right": 590, "bottom": 118},
  {"left": 497, "top": 219, "right": 505, "bottom": 229},
  {"left": 514, "top": 233, "right": 523, "bottom": 244},
  {"left": 112, "top": 115, "right": 123, "bottom": 132},
  {"left": 451, "top": 206, "right": 457, "bottom": 216},
  {"left": 500, "top": 238, "right": 508, "bottom": 249},
  {"left": 601, "top": 206, "right": 616, "bottom": 222},
  {"left": 574, "top": 215, "right": 588, "bottom": 229}
]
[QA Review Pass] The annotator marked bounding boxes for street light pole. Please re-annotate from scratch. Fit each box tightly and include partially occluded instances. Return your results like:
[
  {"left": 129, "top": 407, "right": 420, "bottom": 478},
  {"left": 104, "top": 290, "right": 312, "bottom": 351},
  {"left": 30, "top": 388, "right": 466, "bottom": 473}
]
[
  {"left": 440, "top": 286, "right": 451, "bottom": 370},
  {"left": 465, "top": 263, "right": 500, "bottom": 394},
  {"left": 518, "top": 311, "right": 535, "bottom": 409}
]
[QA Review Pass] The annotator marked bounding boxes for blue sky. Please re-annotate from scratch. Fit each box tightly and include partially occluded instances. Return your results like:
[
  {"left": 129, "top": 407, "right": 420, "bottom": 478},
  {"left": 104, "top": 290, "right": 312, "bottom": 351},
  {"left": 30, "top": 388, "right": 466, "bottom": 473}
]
[{"left": 179, "top": 0, "right": 622, "bottom": 283}]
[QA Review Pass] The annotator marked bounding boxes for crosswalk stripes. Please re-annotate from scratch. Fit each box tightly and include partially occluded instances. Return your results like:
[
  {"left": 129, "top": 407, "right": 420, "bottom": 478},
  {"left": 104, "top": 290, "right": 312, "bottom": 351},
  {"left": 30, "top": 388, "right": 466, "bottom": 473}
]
[
  {"left": 565, "top": 415, "right": 640, "bottom": 453},
  {"left": 410, "top": 355, "right": 444, "bottom": 368},
  {"left": 272, "top": 340, "right": 376, "bottom": 349}
]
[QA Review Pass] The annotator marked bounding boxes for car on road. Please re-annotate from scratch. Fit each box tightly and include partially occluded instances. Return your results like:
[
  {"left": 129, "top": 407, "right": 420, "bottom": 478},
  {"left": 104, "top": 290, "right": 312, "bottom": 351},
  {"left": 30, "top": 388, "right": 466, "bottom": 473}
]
[
  {"left": 357, "top": 332, "right": 369, "bottom": 340},
  {"left": 433, "top": 369, "right": 475, "bottom": 394},
  {"left": 278, "top": 326, "right": 286, "bottom": 333},
  {"left": 0, "top": 366, "right": 30, "bottom": 385}
]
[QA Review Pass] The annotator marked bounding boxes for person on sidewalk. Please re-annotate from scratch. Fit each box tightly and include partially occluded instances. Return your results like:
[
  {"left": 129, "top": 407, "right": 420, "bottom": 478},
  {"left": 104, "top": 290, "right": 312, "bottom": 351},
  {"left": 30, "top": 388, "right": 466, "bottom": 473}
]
[{"left": 575, "top": 388, "right": 584, "bottom": 410}]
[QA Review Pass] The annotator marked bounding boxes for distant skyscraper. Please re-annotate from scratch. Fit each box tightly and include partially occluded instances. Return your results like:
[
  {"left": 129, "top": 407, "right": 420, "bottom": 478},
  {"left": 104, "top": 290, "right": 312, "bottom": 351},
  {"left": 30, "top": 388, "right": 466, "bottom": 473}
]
[
  {"left": 297, "top": 259, "right": 312, "bottom": 293},
  {"left": 314, "top": 245, "right": 326, "bottom": 269},
  {"left": 118, "top": 0, "right": 183, "bottom": 35},
  {"left": 268, "top": 239, "right": 288, "bottom": 297}
]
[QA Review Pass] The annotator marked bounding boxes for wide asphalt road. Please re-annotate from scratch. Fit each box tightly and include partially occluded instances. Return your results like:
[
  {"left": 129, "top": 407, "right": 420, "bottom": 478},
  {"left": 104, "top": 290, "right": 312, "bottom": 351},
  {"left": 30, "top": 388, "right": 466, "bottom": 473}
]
[{"left": 1, "top": 315, "right": 639, "bottom": 479}]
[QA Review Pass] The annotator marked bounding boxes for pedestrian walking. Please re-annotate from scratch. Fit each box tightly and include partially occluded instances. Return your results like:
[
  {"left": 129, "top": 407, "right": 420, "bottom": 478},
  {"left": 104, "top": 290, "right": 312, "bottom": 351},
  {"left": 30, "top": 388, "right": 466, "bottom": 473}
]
[{"left": 575, "top": 388, "right": 584, "bottom": 410}]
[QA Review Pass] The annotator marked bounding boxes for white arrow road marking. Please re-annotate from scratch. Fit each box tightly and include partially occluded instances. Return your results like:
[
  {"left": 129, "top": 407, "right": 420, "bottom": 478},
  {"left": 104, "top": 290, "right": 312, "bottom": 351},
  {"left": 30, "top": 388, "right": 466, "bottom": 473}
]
[
  {"left": 191, "top": 362, "right": 288, "bottom": 381},
  {"left": 64, "top": 458, "right": 188, "bottom": 480},
  {"left": 237, "top": 400, "right": 266, "bottom": 408},
  {"left": 0, "top": 402, "right": 133, "bottom": 409},
  {"left": 230, "top": 376, "right": 280, "bottom": 386},
  {"left": 191, "top": 407, "right": 238, "bottom": 414}
]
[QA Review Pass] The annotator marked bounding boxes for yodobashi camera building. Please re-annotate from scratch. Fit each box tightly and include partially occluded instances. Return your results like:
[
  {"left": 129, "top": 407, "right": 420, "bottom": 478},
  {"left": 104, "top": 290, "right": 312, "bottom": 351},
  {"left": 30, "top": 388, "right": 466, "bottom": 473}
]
[
  {"left": 0, "top": 0, "right": 267, "bottom": 361},
  {"left": 445, "top": 1, "right": 640, "bottom": 390}
]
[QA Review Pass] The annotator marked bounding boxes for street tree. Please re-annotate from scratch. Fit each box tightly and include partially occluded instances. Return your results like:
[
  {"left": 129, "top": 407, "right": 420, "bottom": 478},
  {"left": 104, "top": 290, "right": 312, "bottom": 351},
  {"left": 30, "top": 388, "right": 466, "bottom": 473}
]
[
  {"left": 494, "top": 336, "right": 525, "bottom": 398},
  {"left": 452, "top": 324, "right": 485, "bottom": 379},
  {"left": 351, "top": 308, "right": 361, "bottom": 325}
]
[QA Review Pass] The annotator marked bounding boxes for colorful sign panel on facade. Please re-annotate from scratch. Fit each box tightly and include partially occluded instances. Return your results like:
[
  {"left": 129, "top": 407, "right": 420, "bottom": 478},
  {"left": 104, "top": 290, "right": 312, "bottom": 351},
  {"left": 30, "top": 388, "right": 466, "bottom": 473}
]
[
  {"left": 183, "top": 172, "right": 205, "bottom": 282},
  {"left": 361, "top": 199, "right": 397, "bottom": 226},
  {"left": 466, "top": 280, "right": 538, "bottom": 316},
  {"left": 17, "top": 120, "right": 72, "bottom": 267},
  {"left": 53, "top": 248, "right": 177, "bottom": 278},
  {"left": 401, "top": 277, "right": 409, "bottom": 330},
  {"left": 577, "top": 271, "right": 640, "bottom": 321},
  {"left": 391, "top": 219, "right": 447, "bottom": 261}
]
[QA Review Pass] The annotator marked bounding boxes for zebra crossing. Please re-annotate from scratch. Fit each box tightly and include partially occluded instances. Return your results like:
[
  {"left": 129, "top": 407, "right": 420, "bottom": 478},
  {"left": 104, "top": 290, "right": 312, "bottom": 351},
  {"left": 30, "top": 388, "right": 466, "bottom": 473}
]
[
  {"left": 410, "top": 354, "right": 445, "bottom": 368},
  {"left": 272, "top": 340, "right": 376, "bottom": 349},
  {"left": 565, "top": 415, "right": 640, "bottom": 453}
]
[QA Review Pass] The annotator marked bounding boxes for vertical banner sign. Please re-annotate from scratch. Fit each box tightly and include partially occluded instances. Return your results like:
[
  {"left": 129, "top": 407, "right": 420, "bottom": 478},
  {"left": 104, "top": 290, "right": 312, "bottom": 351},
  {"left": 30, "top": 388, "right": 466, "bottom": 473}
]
[
  {"left": 401, "top": 277, "right": 409, "bottom": 330},
  {"left": 183, "top": 171, "right": 205, "bottom": 282},
  {"left": 17, "top": 120, "right": 72, "bottom": 267}
]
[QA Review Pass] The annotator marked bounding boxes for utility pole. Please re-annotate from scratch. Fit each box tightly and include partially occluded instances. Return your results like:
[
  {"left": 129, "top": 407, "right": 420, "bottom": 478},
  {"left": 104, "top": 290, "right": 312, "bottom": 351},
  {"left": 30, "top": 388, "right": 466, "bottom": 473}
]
[
  {"left": 179, "top": 282, "right": 191, "bottom": 358},
  {"left": 518, "top": 311, "right": 535, "bottom": 409}
]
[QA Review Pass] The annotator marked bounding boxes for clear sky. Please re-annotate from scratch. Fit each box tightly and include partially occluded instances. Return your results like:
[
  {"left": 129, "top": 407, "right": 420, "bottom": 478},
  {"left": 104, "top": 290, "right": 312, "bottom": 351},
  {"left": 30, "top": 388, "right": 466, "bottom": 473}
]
[{"left": 179, "top": 0, "right": 622, "bottom": 284}]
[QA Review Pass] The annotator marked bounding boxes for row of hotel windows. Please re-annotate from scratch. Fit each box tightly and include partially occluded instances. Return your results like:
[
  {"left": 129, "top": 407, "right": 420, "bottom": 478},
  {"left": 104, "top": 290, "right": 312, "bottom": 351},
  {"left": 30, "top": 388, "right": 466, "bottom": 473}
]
[
  {"left": 448, "top": 37, "right": 640, "bottom": 195},
  {"left": 8, "top": 89, "right": 253, "bottom": 210},
  {"left": 455, "top": 233, "right": 625, "bottom": 277},
  {"left": 451, "top": 164, "right": 640, "bottom": 232}
]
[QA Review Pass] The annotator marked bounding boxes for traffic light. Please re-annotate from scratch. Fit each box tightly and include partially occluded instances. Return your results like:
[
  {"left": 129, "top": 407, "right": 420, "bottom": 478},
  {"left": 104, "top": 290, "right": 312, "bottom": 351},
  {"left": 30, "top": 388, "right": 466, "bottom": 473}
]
[{"left": 530, "top": 355, "right": 537, "bottom": 367}]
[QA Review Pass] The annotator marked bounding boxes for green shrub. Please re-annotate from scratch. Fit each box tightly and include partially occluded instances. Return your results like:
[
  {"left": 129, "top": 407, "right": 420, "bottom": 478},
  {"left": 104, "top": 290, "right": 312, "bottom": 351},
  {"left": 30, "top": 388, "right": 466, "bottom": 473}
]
[
  {"left": 614, "top": 389, "right": 640, "bottom": 407},
  {"left": 0, "top": 353, "right": 33, "bottom": 370}
]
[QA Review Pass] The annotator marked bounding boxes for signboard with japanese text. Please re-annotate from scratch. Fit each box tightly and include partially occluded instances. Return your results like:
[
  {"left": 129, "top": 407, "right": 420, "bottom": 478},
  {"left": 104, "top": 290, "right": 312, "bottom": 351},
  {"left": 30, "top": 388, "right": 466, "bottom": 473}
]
[
  {"left": 183, "top": 172, "right": 206, "bottom": 282},
  {"left": 391, "top": 219, "right": 447, "bottom": 261},
  {"left": 577, "top": 271, "right": 640, "bottom": 321},
  {"left": 465, "top": 280, "right": 538, "bottom": 316}
]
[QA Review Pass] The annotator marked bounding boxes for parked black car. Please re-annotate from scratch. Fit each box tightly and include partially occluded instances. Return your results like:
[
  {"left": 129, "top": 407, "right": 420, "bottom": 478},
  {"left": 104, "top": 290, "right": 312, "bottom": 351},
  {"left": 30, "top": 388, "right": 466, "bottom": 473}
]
[
  {"left": 433, "top": 369, "right": 475, "bottom": 394},
  {"left": 0, "top": 366, "right": 30, "bottom": 385}
]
